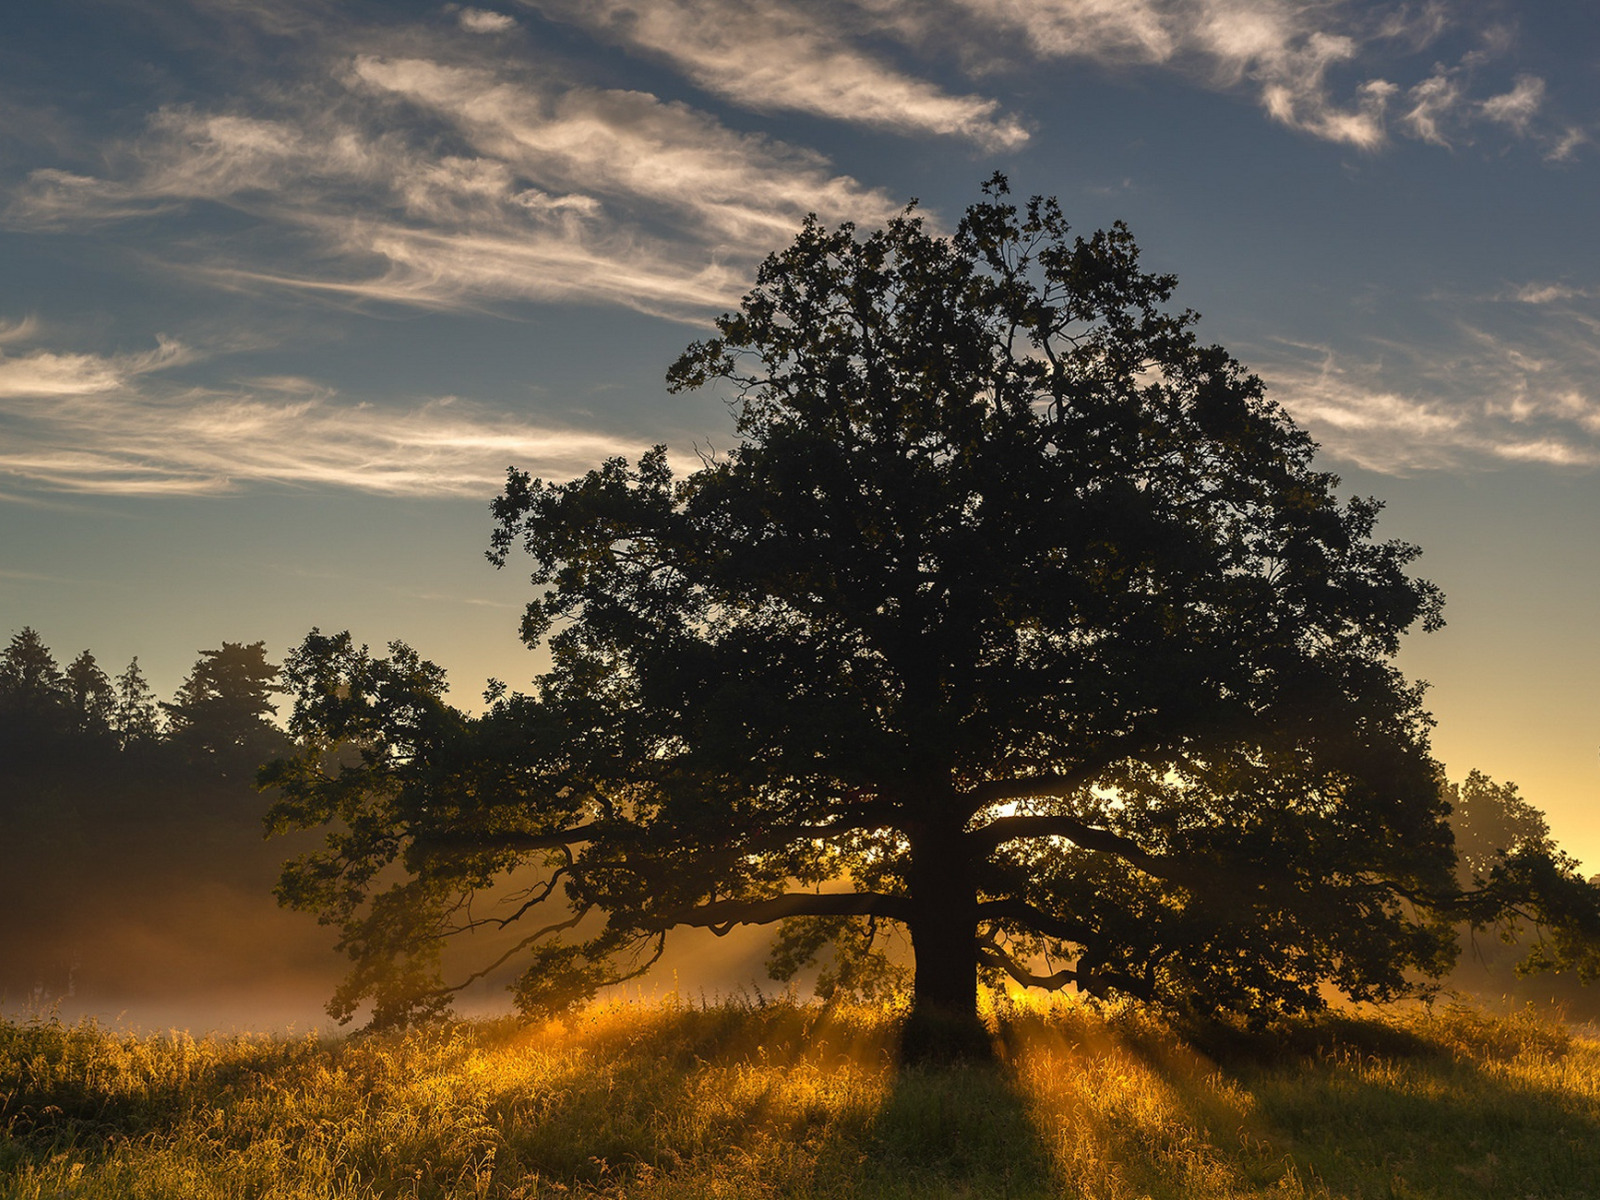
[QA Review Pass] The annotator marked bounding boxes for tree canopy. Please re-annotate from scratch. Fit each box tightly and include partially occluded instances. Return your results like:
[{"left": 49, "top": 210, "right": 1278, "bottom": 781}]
[{"left": 265, "top": 177, "right": 1600, "bottom": 1051}]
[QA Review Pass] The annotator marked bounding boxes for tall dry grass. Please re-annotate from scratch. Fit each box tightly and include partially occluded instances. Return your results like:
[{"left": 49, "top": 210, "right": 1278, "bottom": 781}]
[{"left": 4, "top": 993, "right": 1599, "bottom": 1198}]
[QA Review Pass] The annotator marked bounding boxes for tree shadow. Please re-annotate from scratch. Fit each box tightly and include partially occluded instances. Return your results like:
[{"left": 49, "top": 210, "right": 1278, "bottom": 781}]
[
  {"left": 1000, "top": 1004, "right": 1600, "bottom": 1200},
  {"left": 488, "top": 1001, "right": 1061, "bottom": 1197},
  {"left": 1213, "top": 1016, "right": 1600, "bottom": 1199},
  {"left": 851, "top": 1057, "right": 1059, "bottom": 1198}
]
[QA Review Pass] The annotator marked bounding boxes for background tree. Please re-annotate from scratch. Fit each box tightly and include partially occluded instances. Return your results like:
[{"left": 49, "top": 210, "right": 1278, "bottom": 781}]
[
  {"left": 1, "top": 630, "right": 333, "bottom": 1007},
  {"left": 112, "top": 656, "right": 162, "bottom": 749},
  {"left": 1450, "top": 770, "right": 1554, "bottom": 883},
  {"left": 164, "top": 641, "right": 287, "bottom": 777},
  {"left": 1444, "top": 769, "right": 1600, "bottom": 996},
  {"left": 63, "top": 650, "right": 116, "bottom": 740},
  {"left": 266, "top": 178, "right": 1595, "bottom": 1053},
  {"left": 0, "top": 626, "right": 68, "bottom": 734}
]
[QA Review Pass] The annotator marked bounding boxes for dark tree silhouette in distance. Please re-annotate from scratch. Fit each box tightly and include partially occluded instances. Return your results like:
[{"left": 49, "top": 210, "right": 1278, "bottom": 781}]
[
  {"left": 267, "top": 177, "right": 1600, "bottom": 1054},
  {"left": 0, "top": 627, "right": 67, "bottom": 734},
  {"left": 164, "top": 641, "right": 286, "bottom": 777}
]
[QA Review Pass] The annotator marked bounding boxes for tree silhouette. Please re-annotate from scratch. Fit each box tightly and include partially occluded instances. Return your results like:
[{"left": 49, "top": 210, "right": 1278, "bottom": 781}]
[
  {"left": 164, "top": 641, "right": 286, "bottom": 777},
  {"left": 63, "top": 650, "right": 116, "bottom": 739},
  {"left": 1442, "top": 769, "right": 1600, "bottom": 990},
  {"left": 0, "top": 627, "right": 66, "bottom": 714},
  {"left": 0, "top": 627, "right": 71, "bottom": 758},
  {"left": 1450, "top": 770, "right": 1554, "bottom": 884},
  {"left": 112, "top": 656, "right": 162, "bottom": 748},
  {"left": 0, "top": 630, "right": 330, "bottom": 1007},
  {"left": 266, "top": 178, "right": 1594, "bottom": 1052}
]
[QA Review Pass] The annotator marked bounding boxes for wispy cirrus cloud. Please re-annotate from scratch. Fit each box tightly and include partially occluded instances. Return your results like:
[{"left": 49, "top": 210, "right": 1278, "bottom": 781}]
[
  {"left": 1400, "top": 68, "right": 1464, "bottom": 147},
  {"left": 5, "top": 36, "right": 898, "bottom": 320},
  {"left": 1481, "top": 73, "right": 1545, "bottom": 134},
  {"left": 1509, "top": 281, "right": 1593, "bottom": 305},
  {"left": 0, "top": 337, "right": 192, "bottom": 397},
  {"left": 0, "top": 337, "right": 641, "bottom": 496},
  {"left": 346, "top": 55, "right": 896, "bottom": 248},
  {"left": 1271, "top": 357, "right": 1600, "bottom": 473},
  {"left": 0, "top": 316, "right": 41, "bottom": 345},
  {"left": 1262, "top": 290, "right": 1600, "bottom": 473},
  {"left": 945, "top": 0, "right": 1391, "bottom": 143},
  {"left": 520, "top": 0, "right": 1028, "bottom": 148},
  {"left": 939, "top": 0, "right": 1551, "bottom": 151}
]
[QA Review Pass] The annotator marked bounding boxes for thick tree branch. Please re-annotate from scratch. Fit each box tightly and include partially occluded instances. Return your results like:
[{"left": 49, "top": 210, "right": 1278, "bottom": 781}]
[
  {"left": 977, "top": 937, "right": 1078, "bottom": 991},
  {"left": 654, "top": 891, "right": 911, "bottom": 936},
  {"left": 414, "top": 824, "right": 605, "bottom": 853},
  {"left": 978, "top": 897, "right": 1093, "bottom": 944},
  {"left": 971, "top": 813, "right": 1224, "bottom": 892},
  {"left": 417, "top": 810, "right": 903, "bottom": 859}
]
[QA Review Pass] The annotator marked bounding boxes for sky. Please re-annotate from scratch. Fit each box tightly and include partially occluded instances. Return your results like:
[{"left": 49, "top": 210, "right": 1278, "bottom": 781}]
[{"left": 2, "top": 0, "right": 1598, "bottom": 864}]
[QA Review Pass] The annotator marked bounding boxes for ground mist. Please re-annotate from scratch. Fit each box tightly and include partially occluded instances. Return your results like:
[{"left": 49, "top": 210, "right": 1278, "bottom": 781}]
[{"left": 3, "top": 994, "right": 1598, "bottom": 1198}]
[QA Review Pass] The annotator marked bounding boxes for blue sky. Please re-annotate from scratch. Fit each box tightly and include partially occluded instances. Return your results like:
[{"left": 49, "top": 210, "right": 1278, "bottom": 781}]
[{"left": 2, "top": 0, "right": 1598, "bottom": 861}]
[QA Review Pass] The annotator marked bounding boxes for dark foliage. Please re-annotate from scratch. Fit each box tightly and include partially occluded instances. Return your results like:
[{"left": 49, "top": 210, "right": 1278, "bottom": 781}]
[
  {"left": 162, "top": 641, "right": 288, "bottom": 776},
  {"left": 0, "top": 629, "right": 295, "bottom": 1001}
]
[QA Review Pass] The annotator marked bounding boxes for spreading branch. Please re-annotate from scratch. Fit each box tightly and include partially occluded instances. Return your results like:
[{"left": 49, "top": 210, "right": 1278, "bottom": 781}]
[
  {"left": 977, "top": 935, "right": 1078, "bottom": 991},
  {"left": 978, "top": 897, "right": 1093, "bottom": 944},
  {"left": 654, "top": 891, "right": 911, "bottom": 936},
  {"left": 971, "top": 813, "right": 1225, "bottom": 893},
  {"left": 414, "top": 824, "right": 606, "bottom": 853}
]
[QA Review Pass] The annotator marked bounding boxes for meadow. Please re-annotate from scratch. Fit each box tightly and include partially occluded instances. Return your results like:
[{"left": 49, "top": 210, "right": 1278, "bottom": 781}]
[{"left": 3, "top": 994, "right": 1598, "bottom": 1199}]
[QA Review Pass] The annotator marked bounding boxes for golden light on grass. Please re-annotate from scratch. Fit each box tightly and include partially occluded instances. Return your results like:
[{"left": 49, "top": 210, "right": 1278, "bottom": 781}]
[{"left": 6, "top": 994, "right": 1600, "bottom": 1198}]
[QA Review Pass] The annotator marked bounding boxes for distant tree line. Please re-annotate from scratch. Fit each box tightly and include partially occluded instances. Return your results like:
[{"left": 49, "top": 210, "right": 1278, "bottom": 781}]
[
  {"left": 0, "top": 627, "right": 297, "bottom": 1003},
  {"left": 0, "top": 627, "right": 287, "bottom": 776}
]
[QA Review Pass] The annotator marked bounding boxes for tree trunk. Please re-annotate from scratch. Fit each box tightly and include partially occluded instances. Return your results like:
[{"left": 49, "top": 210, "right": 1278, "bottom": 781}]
[{"left": 901, "top": 822, "right": 990, "bottom": 1063}]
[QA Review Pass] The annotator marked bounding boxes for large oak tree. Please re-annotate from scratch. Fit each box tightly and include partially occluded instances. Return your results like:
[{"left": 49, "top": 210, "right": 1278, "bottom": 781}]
[{"left": 267, "top": 178, "right": 1564, "bottom": 1052}]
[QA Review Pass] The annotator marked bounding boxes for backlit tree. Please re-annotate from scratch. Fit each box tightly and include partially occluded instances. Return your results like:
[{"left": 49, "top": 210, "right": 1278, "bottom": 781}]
[{"left": 268, "top": 178, "right": 1546, "bottom": 1052}]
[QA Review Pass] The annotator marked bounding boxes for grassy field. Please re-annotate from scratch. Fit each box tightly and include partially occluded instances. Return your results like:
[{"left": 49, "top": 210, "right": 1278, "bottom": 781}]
[{"left": 3, "top": 994, "right": 1598, "bottom": 1199}]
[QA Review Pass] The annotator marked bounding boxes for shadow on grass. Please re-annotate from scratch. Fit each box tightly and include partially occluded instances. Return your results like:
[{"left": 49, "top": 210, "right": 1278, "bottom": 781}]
[
  {"left": 1222, "top": 1012, "right": 1600, "bottom": 1200},
  {"left": 1000, "top": 1003, "right": 1600, "bottom": 1200},
  {"left": 487, "top": 1002, "right": 1060, "bottom": 1198},
  {"left": 852, "top": 1058, "right": 1058, "bottom": 1199}
]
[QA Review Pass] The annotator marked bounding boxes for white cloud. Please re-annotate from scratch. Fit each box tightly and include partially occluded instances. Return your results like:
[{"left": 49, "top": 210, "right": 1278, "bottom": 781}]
[
  {"left": 0, "top": 316, "right": 40, "bottom": 345},
  {"left": 347, "top": 56, "right": 896, "bottom": 247},
  {"left": 6, "top": 54, "right": 898, "bottom": 320},
  {"left": 935, "top": 0, "right": 1401, "bottom": 148},
  {"left": 1262, "top": 296, "right": 1600, "bottom": 473},
  {"left": 1400, "top": 70, "right": 1463, "bottom": 147},
  {"left": 1272, "top": 358, "right": 1600, "bottom": 472},
  {"left": 456, "top": 7, "right": 518, "bottom": 33},
  {"left": 520, "top": 0, "right": 1027, "bottom": 147},
  {"left": 1545, "top": 125, "right": 1588, "bottom": 162},
  {"left": 0, "top": 336, "right": 191, "bottom": 397},
  {"left": 0, "top": 364, "right": 645, "bottom": 496},
  {"left": 845, "top": 0, "right": 1559, "bottom": 153},
  {"left": 0, "top": 326, "right": 644, "bottom": 496},
  {"left": 1511, "top": 282, "right": 1584, "bottom": 305},
  {"left": 1481, "top": 74, "right": 1544, "bottom": 134}
]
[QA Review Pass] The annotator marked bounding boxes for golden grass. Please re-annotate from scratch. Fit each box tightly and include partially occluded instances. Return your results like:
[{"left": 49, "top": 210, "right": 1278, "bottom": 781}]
[{"left": 5, "top": 995, "right": 1600, "bottom": 1198}]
